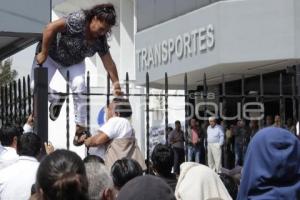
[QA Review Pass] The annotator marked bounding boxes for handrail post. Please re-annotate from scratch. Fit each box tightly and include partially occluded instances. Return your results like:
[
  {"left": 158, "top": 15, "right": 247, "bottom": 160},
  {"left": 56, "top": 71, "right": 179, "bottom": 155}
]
[{"left": 34, "top": 67, "right": 48, "bottom": 146}]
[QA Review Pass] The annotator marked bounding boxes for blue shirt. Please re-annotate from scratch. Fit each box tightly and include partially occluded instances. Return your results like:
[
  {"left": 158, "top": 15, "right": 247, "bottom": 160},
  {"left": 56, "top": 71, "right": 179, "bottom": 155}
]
[{"left": 207, "top": 125, "right": 224, "bottom": 145}]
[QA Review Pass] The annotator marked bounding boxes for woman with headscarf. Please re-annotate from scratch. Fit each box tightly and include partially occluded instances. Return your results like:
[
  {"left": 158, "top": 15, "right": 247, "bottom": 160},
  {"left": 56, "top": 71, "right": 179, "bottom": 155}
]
[
  {"left": 237, "top": 127, "right": 300, "bottom": 199},
  {"left": 175, "top": 162, "right": 232, "bottom": 200}
]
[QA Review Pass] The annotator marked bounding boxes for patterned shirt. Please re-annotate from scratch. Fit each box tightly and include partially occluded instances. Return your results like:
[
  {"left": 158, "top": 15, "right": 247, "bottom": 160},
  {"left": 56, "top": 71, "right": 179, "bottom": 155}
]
[{"left": 48, "top": 10, "right": 110, "bottom": 67}]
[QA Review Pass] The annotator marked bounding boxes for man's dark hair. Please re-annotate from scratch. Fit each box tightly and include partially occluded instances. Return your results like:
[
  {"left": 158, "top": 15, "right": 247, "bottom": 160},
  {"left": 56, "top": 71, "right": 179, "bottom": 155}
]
[
  {"left": 0, "top": 126, "right": 23, "bottom": 146},
  {"left": 17, "top": 132, "right": 42, "bottom": 157},
  {"left": 112, "top": 97, "right": 132, "bottom": 118},
  {"left": 83, "top": 155, "right": 104, "bottom": 164},
  {"left": 175, "top": 120, "right": 181, "bottom": 125},
  {"left": 111, "top": 158, "right": 143, "bottom": 189},
  {"left": 189, "top": 117, "right": 198, "bottom": 126},
  {"left": 116, "top": 175, "right": 176, "bottom": 200},
  {"left": 167, "top": 127, "right": 173, "bottom": 132},
  {"left": 219, "top": 173, "right": 238, "bottom": 199},
  {"left": 36, "top": 149, "right": 88, "bottom": 200},
  {"left": 151, "top": 144, "right": 174, "bottom": 176}
]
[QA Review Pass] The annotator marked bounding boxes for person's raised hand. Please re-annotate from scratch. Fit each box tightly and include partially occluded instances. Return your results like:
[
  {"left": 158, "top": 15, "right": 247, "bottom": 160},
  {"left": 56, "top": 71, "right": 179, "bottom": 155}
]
[
  {"left": 44, "top": 142, "right": 55, "bottom": 155},
  {"left": 113, "top": 88, "right": 123, "bottom": 97},
  {"left": 113, "top": 82, "right": 123, "bottom": 97},
  {"left": 26, "top": 114, "right": 34, "bottom": 127},
  {"left": 36, "top": 52, "right": 47, "bottom": 66}
]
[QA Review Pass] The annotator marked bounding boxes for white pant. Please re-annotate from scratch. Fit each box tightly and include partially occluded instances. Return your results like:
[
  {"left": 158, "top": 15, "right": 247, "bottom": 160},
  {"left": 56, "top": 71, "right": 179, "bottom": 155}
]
[
  {"left": 31, "top": 56, "right": 87, "bottom": 126},
  {"left": 207, "top": 143, "right": 222, "bottom": 173}
]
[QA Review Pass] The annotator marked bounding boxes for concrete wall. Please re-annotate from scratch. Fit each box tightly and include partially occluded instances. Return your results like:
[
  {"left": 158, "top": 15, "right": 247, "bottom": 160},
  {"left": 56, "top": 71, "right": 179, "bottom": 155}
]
[
  {"left": 0, "top": 0, "right": 50, "bottom": 34},
  {"left": 295, "top": 0, "right": 300, "bottom": 59},
  {"left": 136, "top": 0, "right": 221, "bottom": 31}
]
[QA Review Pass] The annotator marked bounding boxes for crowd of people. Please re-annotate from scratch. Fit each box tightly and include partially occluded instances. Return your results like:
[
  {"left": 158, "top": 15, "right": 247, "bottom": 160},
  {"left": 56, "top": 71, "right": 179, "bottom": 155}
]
[
  {"left": 0, "top": 97, "right": 299, "bottom": 199},
  {"left": 0, "top": 2, "right": 299, "bottom": 199},
  {"left": 167, "top": 114, "right": 300, "bottom": 172}
]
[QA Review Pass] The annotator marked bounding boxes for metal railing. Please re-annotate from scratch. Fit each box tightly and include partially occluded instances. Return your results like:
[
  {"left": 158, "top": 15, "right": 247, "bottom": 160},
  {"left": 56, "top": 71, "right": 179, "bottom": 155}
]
[
  {"left": 0, "top": 75, "right": 31, "bottom": 127},
  {"left": 1, "top": 67, "right": 299, "bottom": 169}
]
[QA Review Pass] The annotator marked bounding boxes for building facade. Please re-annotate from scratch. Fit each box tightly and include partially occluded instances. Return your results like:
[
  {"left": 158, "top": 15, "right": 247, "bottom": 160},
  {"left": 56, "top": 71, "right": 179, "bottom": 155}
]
[
  {"left": 5, "top": 0, "right": 299, "bottom": 157},
  {"left": 135, "top": 0, "right": 300, "bottom": 126}
]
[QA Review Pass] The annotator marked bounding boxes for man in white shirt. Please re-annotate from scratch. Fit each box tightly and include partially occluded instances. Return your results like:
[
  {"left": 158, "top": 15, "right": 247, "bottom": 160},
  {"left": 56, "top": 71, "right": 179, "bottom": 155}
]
[
  {"left": 0, "top": 126, "right": 22, "bottom": 170},
  {"left": 207, "top": 116, "right": 224, "bottom": 173},
  {"left": 0, "top": 132, "right": 42, "bottom": 200},
  {"left": 82, "top": 97, "right": 146, "bottom": 171},
  {"left": 81, "top": 98, "right": 134, "bottom": 144}
]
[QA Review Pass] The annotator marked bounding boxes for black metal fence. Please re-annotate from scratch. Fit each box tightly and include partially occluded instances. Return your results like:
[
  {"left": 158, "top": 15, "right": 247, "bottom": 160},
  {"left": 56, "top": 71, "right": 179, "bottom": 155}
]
[
  {"left": 0, "top": 75, "right": 31, "bottom": 127},
  {"left": 1, "top": 68, "right": 299, "bottom": 168}
]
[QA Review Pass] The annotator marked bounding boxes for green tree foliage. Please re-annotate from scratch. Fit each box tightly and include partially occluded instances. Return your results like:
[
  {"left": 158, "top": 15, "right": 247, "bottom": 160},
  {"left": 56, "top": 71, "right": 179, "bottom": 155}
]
[{"left": 0, "top": 59, "right": 18, "bottom": 86}]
